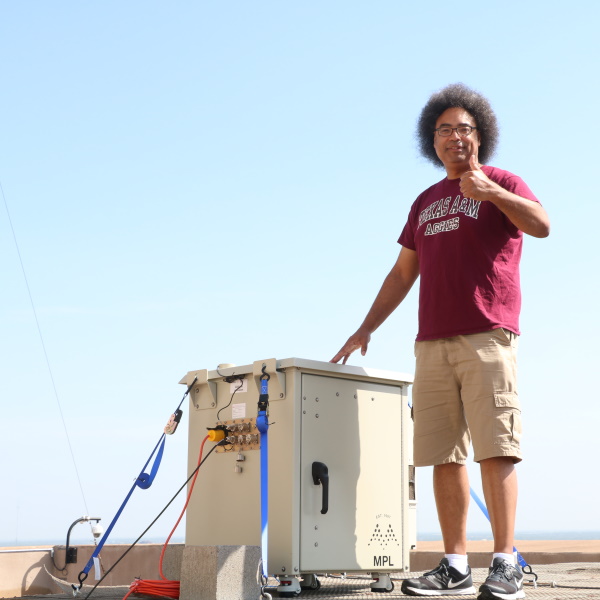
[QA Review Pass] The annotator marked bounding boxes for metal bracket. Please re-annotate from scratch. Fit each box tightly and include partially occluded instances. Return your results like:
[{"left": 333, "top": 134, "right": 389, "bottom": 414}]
[
  {"left": 253, "top": 358, "right": 286, "bottom": 401},
  {"left": 184, "top": 369, "right": 217, "bottom": 410}
]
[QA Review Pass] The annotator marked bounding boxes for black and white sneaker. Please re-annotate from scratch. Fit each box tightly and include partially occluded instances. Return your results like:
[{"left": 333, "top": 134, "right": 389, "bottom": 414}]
[
  {"left": 401, "top": 558, "right": 476, "bottom": 596},
  {"left": 478, "top": 558, "right": 525, "bottom": 599}
]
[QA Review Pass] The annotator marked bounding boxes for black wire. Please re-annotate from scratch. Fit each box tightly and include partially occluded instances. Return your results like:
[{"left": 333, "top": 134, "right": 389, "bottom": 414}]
[
  {"left": 216, "top": 378, "right": 244, "bottom": 421},
  {"left": 74, "top": 378, "right": 199, "bottom": 589},
  {"left": 77, "top": 424, "right": 600, "bottom": 599},
  {"left": 263, "top": 575, "right": 600, "bottom": 593},
  {"left": 537, "top": 583, "right": 600, "bottom": 590},
  {"left": 50, "top": 553, "right": 68, "bottom": 574},
  {"left": 321, "top": 573, "right": 410, "bottom": 582},
  {"left": 82, "top": 441, "right": 220, "bottom": 600},
  {"left": 216, "top": 366, "right": 236, "bottom": 378}
]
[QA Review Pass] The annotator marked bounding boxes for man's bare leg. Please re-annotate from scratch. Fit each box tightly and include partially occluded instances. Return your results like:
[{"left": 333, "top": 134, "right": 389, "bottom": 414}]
[
  {"left": 433, "top": 462, "right": 470, "bottom": 555},
  {"left": 480, "top": 457, "right": 518, "bottom": 554},
  {"left": 400, "top": 463, "right": 476, "bottom": 596}
]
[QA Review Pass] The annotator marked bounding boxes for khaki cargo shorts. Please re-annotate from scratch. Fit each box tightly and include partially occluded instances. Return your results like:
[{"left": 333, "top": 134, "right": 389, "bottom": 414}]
[{"left": 412, "top": 328, "right": 522, "bottom": 466}]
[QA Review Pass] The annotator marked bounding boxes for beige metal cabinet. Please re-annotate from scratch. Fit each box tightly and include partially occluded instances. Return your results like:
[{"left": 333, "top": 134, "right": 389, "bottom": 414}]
[{"left": 180, "top": 358, "right": 415, "bottom": 592}]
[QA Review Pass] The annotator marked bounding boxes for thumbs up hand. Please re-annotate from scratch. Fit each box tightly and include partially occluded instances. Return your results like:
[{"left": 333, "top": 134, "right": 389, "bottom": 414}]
[
  {"left": 468, "top": 153, "right": 481, "bottom": 172},
  {"left": 459, "top": 152, "right": 496, "bottom": 201}
]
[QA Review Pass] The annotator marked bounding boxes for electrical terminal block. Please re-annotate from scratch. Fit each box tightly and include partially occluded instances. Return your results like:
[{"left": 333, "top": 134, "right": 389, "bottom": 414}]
[
  {"left": 227, "top": 422, "right": 251, "bottom": 433},
  {"left": 216, "top": 418, "right": 260, "bottom": 453}
]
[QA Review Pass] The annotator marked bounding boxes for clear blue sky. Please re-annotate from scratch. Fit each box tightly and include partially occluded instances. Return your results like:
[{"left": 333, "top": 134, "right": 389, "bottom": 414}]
[{"left": 1, "top": 1, "right": 598, "bottom": 546}]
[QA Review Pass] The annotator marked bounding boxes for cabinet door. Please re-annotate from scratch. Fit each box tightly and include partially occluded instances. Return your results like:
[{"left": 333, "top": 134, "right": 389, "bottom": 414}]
[{"left": 299, "top": 374, "right": 406, "bottom": 572}]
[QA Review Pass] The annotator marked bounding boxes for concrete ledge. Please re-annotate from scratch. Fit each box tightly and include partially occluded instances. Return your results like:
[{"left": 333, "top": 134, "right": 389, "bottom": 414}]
[
  {"left": 410, "top": 540, "right": 600, "bottom": 571},
  {"left": 0, "top": 544, "right": 184, "bottom": 598},
  {"left": 180, "top": 545, "right": 261, "bottom": 600}
]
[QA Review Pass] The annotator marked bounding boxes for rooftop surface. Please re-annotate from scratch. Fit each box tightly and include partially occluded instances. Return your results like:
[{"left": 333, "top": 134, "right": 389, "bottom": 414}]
[
  {"left": 5, "top": 539, "right": 600, "bottom": 600},
  {"left": 7, "top": 563, "right": 600, "bottom": 599}
]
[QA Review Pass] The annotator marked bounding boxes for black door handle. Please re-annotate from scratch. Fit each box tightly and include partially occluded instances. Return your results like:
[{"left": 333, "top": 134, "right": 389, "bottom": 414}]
[{"left": 312, "top": 461, "right": 329, "bottom": 514}]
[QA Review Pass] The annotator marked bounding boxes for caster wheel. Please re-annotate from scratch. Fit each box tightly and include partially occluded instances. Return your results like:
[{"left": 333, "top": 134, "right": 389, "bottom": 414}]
[
  {"left": 278, "top": 592, "right": 301, "bottom": 598},
  {"left": 301, "top": 577, "right": 321, "bottom": 591},
  {"left": 372, "top": 581, "right": 394, "bottom": 593}
]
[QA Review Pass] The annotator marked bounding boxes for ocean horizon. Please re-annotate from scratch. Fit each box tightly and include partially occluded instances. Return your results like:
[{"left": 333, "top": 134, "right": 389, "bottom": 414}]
[
  {"left": 2, "top": 531, "right": 600, "bottom": 547},
  {"left": 419, "top": 530, "right": 600, "bottom": 541}
]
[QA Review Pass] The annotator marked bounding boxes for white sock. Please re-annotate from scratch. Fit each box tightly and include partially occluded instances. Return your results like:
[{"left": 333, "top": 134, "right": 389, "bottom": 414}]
[
  {"left": 445, "top": 554, "right": 469, "bottom": 574},
  {"left": 492, "top": 552, "right": 515, "bottom": 566}
]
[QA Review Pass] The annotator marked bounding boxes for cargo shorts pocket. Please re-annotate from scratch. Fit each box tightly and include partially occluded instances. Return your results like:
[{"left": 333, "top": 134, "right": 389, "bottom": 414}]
[
  {"left": 493, "top": 392, "right": 521, "bottom": 446},
  {"left": 492, "top": 328, "right": 518, "bottom": 347}
]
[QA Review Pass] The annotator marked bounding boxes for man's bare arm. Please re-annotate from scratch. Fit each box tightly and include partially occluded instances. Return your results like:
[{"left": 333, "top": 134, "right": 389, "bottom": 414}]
[
  {"left": 460, "top": 154, "right": 550, "bottom": 238},
  {"left": 330, "top": 246, "right": 419, "bottom": 364}
]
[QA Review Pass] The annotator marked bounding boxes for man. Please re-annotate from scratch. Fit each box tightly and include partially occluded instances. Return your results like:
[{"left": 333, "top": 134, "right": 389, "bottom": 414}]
[{"left": 331, "top": 83, "right": 549, "bottom": 600}]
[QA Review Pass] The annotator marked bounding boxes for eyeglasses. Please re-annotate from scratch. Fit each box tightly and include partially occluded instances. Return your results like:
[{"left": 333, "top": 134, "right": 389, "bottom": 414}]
[{"left": 434, "top": 126, "right": 477, "bottom": 137}]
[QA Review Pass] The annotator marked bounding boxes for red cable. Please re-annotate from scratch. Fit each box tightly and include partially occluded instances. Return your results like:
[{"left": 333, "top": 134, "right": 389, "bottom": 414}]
[
  {"left": 123, "top": 435, "right": 210, "bottom": 600},
  {"left": 123, "top": 578, "right": 180, "bottom": 600},
  {"left": 159, "top": 435, "right": 209, "bottom": 579}
]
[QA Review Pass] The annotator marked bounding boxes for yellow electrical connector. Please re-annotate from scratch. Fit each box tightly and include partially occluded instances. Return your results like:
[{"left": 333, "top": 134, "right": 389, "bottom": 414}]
[{"left": 208, "top": 428, "right": 226, "bottom": 442}]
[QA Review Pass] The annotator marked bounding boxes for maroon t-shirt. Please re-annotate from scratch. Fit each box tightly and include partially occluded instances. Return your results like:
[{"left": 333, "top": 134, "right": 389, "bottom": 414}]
[{"left": 398, "top": 166, "right": 539, "bottom": 341}]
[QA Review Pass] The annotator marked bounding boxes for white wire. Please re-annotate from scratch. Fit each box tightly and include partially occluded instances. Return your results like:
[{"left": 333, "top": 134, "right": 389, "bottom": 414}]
[{"left": 1, "top": 180, "right": 90, "bottom": 514}]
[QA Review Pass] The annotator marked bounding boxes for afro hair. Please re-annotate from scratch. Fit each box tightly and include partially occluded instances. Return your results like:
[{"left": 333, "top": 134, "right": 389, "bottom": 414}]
[{"left": 417, "top": 83, "right": 499, "bottom": 167}]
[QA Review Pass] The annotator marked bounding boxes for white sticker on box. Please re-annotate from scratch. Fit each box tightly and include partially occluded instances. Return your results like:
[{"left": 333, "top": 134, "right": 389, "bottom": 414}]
[
  {"left": 232, "top": 403, "right": 246, "bottom": 419},
  {"left": 230, "top": 379, "right": 248, "bottom": 394}
]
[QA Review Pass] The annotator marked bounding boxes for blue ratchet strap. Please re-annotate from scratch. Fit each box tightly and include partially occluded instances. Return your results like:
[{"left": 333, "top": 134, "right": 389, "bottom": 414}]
[
  {"left": 75, "top": 376, "right": 197, "bottom": 590},
  {"left": 77, "top": 435, "right": 167, "bottom": 585},
  {"left": 469, "top": 486, "right": 534, "bottom": 576},
  {"left": 256, "top": 367, "right": 270, "bottom": 580},
  {"left": 136, "top": 436, "right": 166, "bottom": 489}
]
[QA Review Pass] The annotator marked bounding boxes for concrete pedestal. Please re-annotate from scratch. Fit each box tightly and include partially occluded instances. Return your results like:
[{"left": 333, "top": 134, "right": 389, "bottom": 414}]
[{"left": 180, "top": 545, "right": 261, "bottom": 600}]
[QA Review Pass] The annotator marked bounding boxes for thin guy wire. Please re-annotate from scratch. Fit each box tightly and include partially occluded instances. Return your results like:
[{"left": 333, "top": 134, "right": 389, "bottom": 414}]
[{"left": 1, "top": 181, "right": 90, "bottom": 514}]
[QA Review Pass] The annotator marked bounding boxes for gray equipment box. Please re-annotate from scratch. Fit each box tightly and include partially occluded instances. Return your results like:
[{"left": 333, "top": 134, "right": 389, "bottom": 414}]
[{"left": 180, "top": 358, "right": 415, "bottom": 585}]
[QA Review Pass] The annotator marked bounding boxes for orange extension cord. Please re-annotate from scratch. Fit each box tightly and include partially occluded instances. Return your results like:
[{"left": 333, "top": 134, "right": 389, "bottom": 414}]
[{"left": 122, "top": 435, "right": 210, "bottom": 600}]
